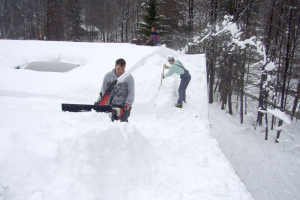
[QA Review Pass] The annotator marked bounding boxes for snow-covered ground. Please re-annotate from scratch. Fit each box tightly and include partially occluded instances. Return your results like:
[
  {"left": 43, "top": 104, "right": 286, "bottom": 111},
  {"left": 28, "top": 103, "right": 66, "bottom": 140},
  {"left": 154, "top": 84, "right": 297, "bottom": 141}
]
[
  {"left": 209, "top": 101, "right": 300, "bottom": 200},
  {"left": 0, "top": 40, "right": 252, "bottom": 200},
  {"left": 0, "top": 40, "right": 298, "bottom": 200}
]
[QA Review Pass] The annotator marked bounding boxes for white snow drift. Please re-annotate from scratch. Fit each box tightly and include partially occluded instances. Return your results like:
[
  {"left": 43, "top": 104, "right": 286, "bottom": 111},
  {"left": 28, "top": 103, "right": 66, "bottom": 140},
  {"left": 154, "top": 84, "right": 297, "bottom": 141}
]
[{"left": 0, "top": 40, "right": 253, "bottom": 200}]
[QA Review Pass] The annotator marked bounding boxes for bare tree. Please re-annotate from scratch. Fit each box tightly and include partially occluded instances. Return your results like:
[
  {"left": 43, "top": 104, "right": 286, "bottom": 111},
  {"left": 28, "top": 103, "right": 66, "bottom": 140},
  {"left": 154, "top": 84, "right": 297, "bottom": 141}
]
[{"left": 207, "top": 0, "right": 218, "bottom": 104}]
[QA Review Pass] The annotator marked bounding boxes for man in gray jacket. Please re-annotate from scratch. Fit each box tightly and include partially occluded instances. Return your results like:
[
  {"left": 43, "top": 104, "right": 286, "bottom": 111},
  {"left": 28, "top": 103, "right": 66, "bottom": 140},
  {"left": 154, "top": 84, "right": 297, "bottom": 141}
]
[{"left": 96, "top": 58, "right": 135, "bottom": 122}]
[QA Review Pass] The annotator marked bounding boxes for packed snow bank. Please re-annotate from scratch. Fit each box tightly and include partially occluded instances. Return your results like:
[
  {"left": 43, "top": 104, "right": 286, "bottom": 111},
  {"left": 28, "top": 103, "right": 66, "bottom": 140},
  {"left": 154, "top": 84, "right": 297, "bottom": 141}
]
[{"left": 0, "top": 40, "right": 253, "bottom": 200}]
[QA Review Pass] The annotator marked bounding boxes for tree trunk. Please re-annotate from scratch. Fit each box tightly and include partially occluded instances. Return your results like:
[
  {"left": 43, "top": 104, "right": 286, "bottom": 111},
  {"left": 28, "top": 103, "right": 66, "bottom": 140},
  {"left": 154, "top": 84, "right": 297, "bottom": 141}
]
[
  {"left": 265, "top": 0, "right": 275, "bottom": 55},
  {"left": 46, "top": 0, "right": 51, "bottom": 40},
  {"left": 265, "top": 113, "right": 268, "bottom": 140},
  {"left": 292, "top": 79, "right": 300, "bottom": 119},
  {"left": 228, "top": 54, "right": 233, "bottom": 115},
  {"left": 240, "top": 56, "right": 245, "bottom": 124},
  {"left": 208, "top": 0, "right": 217, "bottom": 104},
  {"left": 276, "top": 6, "right": 293, "bottom": 143},
  {"left": 244, "top": 48, "right": 252, "bottom": 115},
  {"left": 257, "top": 71, "right": 267, "bottom": 125},
  {"left": 188, "top": 0, "right": 194, "bottom": 41}
]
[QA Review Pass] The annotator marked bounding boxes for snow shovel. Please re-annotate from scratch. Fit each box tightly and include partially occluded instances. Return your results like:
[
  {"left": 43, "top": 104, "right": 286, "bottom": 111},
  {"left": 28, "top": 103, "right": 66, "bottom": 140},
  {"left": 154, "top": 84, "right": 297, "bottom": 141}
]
[
  {"left": 159, "top": 67, "right": 165, "bottom": 90},
  {"left": 61, "top": 103, "right": 112, "bottom": 113},
  {"left": 159, "top": 64, "right": 170, "bottom": 90},
  {"left": 61, "top": 80, "right": 122, "bottom": 121}
]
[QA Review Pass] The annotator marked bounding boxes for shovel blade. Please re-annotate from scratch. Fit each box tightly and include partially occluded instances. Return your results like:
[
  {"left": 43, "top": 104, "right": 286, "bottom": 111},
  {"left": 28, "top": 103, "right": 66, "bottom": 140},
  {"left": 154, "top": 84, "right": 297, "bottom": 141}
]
[{"left": 62, "top": 103, "right": 112, "bottom": 113}]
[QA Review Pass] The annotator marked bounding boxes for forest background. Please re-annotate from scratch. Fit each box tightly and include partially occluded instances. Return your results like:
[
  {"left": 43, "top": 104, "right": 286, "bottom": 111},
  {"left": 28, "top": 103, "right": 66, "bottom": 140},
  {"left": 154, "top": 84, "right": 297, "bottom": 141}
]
[{"left": 1, "top": 0, "right": 300, "bottom": 142}]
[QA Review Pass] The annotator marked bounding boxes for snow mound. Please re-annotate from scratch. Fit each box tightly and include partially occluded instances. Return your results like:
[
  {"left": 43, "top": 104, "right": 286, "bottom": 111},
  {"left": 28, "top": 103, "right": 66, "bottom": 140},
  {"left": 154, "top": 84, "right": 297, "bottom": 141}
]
[{"left": 0, "top": 106, "right": 156, "bottom": 199}]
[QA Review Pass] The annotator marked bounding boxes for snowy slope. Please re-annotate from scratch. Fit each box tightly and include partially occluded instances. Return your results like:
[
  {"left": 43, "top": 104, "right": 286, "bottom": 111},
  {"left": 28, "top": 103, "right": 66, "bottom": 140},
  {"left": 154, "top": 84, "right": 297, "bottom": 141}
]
[
  {"left": 209, "top": 102, "right": 300, "bottom": 200},
  {"left": 0, "top": 40, "right": 253, "bottom": 200}
]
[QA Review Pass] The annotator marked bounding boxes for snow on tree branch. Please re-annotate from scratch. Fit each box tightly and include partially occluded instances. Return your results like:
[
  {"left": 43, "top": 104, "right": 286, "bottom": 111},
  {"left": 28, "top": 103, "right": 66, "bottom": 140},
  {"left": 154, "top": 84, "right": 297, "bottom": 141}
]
[{"left": 266, "top": 109, "right": 291, "bottom": 125}]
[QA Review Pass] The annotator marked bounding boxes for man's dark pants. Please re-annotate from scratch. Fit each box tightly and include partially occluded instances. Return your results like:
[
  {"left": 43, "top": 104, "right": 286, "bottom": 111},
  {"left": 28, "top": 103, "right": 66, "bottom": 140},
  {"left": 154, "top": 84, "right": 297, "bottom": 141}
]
[
  {"left": 120, "top": 107, "right": 131, "bottom": 122},
  {"left": 112, "top": 104, "right": 131, "bottom": 122}
]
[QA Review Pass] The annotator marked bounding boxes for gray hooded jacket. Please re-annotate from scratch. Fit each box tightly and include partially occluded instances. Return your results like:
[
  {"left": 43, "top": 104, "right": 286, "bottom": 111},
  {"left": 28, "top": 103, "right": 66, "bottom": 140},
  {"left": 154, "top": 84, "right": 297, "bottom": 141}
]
[{"left": 97, "top": 69, "right": 135, "bottom": 107}]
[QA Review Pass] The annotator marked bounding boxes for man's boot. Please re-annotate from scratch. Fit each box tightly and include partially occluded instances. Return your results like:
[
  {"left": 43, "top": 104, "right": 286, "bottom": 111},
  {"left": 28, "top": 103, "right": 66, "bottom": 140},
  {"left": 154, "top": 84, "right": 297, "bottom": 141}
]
[{"left": 175, "top": 103, "right": 182, "bottom": 108}]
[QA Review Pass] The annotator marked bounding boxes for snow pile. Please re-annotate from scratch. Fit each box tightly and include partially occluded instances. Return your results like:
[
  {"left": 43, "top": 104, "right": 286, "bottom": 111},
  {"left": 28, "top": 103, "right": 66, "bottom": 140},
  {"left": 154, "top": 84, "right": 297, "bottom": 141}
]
[
  {"left": 0, "top": 40, "right": 253, "bottom": 200},
  {"left": 1, "top": 109, "right": 155, "bottom": 199}
]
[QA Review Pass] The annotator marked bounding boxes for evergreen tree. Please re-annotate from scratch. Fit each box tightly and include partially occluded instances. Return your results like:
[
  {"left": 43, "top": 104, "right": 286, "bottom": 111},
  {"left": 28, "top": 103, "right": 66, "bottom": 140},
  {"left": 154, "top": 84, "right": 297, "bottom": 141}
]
[
  {"left": 137, "top": 0, "right": 164, "bottom": 44},
  {"left": 159, "top": 0, "right": 185, "bottom": 49}
]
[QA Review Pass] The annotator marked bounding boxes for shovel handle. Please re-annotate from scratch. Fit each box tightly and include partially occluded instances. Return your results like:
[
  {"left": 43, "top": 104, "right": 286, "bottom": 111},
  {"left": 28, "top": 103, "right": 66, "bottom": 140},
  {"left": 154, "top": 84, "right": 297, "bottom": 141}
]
[{"left": 159, "top": 67, "right": 165, "bottom": 90}]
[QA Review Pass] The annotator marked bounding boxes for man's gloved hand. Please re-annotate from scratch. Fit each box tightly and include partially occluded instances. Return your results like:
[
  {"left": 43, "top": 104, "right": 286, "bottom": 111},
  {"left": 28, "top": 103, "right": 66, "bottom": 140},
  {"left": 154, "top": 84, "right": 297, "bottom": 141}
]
[
  {"left": 163, "top": 64, "right": 169, "bottom": 69},
  {"left": 94, "top": 102, "right": 99, "bottom": 105},
  {"left": 124, "top": 104, "right": 131, "bottom": 110},
  {"left": 161, "top": 72, "right": 164, "bottom": 79}
]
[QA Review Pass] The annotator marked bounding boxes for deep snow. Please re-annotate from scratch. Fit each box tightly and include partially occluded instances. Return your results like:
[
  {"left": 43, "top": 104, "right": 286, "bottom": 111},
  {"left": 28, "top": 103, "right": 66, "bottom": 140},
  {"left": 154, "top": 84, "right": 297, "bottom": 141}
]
[
  {"left": 0, "top": 40, "right": 252, "bottom": 200},
  {"left": 209, "top": 101, "right": 300, "bottom": 200},
  {"left": 0, "top": 40, "right": 298, "bottom": 200}
]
